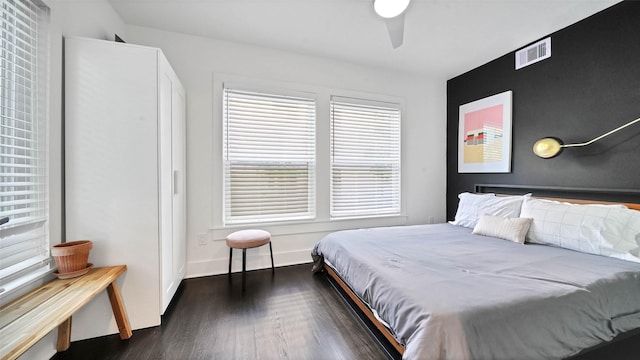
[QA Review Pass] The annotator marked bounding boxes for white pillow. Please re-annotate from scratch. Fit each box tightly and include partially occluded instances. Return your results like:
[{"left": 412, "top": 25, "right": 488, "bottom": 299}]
[
  {"left": 624, "top": 216, "right": 640, "bottom": 258},
  {"left": 472, "top": 214, "right": 533, "bottom": 244},
  {"left": 631, "top": 233, "right": 640, "bottom": 257},
  {"left": 520, "top": 197, "right": 640, "bottom": 263},
  {"left": 449, "top": 192, "right": 495, "bottom": 228},
  {"left": 449, "top": 192, "right": 529, "bottom": 228},
  {"left": 481, "top": 194, "right": 530, "bottom": 218}
]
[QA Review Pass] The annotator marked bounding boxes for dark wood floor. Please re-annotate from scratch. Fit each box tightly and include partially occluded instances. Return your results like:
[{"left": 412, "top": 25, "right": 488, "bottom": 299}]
[
  {"left": 50, "top": 263, "right": 640, "bottom": 360},
  {"left": 51, "top": 264, "right": 388, "bottom": 360}
]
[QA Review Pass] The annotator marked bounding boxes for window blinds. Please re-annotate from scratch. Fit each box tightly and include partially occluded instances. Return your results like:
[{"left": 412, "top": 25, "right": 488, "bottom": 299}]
[
  {"left": 223, "top": 87, "right": 316, "bottom": 224},
  {"left": 1, "top": 0, "right": 50, "bottom": 294},
  {"left": 330, "top": 97, "right": 401, "bottom": 218}
]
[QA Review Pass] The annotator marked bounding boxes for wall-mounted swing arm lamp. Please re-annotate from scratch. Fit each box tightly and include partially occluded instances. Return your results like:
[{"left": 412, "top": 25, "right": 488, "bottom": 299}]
[{"left": 533, "top": 117, "right": 640, "bottom": 158}]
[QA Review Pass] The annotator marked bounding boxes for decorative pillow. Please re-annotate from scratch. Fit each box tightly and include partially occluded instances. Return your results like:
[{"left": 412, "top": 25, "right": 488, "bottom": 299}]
[
  {"left": 520, "top": 197, "right": 640, "bottom": 263},
  {"left": 449, "top": 192, "right": 529, "bottom": 228},
  {"left": 472, "top": 214, "right": 533, "bottom": 244}
]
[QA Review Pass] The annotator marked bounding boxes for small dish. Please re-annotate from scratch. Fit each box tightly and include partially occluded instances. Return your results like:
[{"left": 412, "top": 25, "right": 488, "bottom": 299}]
[{"left": 53, "top": 263, "right": 94, "bottom": 279}]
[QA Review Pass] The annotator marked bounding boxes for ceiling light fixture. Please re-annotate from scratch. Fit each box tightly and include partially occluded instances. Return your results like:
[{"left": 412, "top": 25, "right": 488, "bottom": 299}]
[
  {"left": 533, "top": 117, "right": 640, "bottom": 158},
  {"left": 374, "top": 0, "right": 411, "bottom": 18}
]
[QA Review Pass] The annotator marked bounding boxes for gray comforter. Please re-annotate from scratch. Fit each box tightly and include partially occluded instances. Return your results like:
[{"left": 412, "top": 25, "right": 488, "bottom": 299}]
[{"left": 311, "top": 224, "right": 640, "bottom": 360}]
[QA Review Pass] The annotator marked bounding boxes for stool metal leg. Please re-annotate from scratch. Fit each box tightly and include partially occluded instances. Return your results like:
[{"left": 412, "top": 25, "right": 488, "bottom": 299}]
[
  {"left": 242, "top": 248, "right": 247, "bottom": 292},
  {"left": 228, "top": 248, "right": 233, "bottom": 278},
  {"left": 269, "top": 242, "right": 275, "bottom": 273}
]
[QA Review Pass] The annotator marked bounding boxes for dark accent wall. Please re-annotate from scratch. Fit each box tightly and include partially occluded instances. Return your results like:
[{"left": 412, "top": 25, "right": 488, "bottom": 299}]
[{"left": 446, "top": 1, "right": 640, "bottom": 219}]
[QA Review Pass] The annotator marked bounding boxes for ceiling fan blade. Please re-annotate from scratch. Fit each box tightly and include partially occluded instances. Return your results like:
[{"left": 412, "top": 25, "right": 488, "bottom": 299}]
[{"left": 384, "top": 13, "right": 405, "bottom": 49}]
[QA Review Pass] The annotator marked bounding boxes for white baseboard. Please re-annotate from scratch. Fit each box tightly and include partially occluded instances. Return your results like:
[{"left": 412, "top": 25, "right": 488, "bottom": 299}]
[{"left": 186, "top": 248, "right": 313, "bottom": 279}]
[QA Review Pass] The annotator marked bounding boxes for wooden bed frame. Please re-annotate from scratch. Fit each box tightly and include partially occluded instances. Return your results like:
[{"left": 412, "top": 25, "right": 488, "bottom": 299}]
[
  {"left": 320, "top": 187, "right": 640, "bottom": 359},
  {"left": 324, "top": 265, "right": 405, "bottom": 356}
]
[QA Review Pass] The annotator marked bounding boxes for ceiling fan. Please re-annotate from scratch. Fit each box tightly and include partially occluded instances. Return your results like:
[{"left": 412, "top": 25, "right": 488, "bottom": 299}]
[{"left": 374, "top": 0, "right": 411, "bottom": 49}]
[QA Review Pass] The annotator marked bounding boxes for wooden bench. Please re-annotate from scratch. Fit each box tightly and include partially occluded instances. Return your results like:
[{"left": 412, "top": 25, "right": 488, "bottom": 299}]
[{"left": 0, "top": 265, "right": 132, "bottom": 360}]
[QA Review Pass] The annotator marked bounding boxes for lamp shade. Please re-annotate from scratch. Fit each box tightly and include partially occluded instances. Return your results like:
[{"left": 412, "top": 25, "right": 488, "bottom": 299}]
[
  {"left": 533, "top": 137, "right": 563, "bottom": 158},
  {"left": 374, "top": 0, "right": 411, "bottom": 18}
]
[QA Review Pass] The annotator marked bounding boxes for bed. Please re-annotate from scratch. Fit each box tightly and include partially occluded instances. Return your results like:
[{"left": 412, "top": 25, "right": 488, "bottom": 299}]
[{"left": 311, "top": 188, "right": 640, "bottom": 360}]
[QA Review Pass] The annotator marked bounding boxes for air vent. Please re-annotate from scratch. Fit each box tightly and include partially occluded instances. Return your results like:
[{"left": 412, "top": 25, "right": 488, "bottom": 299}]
[{"left": 515, "top": 37, "right": 551, "bottom": 70}]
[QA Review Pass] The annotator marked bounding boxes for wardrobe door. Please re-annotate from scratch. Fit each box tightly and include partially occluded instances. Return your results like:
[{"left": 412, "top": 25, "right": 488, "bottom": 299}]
[
  {"left": 158, "top": 54, "right": 186, "bottom": 314},
  {"left": 171, "top": 77, "right": 187, "bottom": 289},
  {"left": 159, "top": 57, "right": 175, "bottom": 313}
]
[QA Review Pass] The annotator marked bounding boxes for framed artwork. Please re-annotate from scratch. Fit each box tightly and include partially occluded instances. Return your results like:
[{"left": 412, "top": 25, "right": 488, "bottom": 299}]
[{"left": 458, "top": 90, "right": 512, "bottom": 173}]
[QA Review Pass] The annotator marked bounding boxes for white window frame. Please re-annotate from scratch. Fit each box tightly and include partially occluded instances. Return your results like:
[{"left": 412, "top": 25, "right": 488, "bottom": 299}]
[
  {"left": 222, "top": 84, "right": 316, "bottom": 225},
  {"left": 213, "top": 74, "right": 406, "bottom": 235},
  {"left": 330, "top": 96, "right": 401, "bottom": 219},
  {"left": 0, "top": 0, "right": 51, "bottom": 300}
]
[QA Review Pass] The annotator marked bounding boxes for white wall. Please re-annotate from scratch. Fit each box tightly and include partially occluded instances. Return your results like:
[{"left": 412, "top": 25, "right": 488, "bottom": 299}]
[
  {"left": 124, "top": 26, "right": 448, "bottom": 279},
  {"left": 20, "top": 1, "right": 126, "bottom": 359}
]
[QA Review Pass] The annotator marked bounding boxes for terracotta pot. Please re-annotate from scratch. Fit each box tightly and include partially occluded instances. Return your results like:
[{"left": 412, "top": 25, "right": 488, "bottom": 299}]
[{"left": 51, "top": 240, "right": 93, "bottom": 274}]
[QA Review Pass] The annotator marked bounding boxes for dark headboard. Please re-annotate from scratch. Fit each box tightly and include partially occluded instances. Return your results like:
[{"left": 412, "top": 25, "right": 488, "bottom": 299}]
[{"left": 474, "top": 184, "right": 640, "bottom": 206}]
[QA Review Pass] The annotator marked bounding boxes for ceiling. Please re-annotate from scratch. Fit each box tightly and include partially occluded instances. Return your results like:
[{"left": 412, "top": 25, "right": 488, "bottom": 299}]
[{"left": 108, "top": 0, "right": 620, "bottom": 79}]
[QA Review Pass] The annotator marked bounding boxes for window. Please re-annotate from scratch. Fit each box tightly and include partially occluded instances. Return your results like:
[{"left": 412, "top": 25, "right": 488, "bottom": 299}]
[
  {"left": 223, "top": 87, "right": 316, "bottom": 224},
  {"left": 330, "top": 97, "right": 401, "bottom": 218},
  {"left": 1, "top": 0, "right": 50, "bottom": 296}
]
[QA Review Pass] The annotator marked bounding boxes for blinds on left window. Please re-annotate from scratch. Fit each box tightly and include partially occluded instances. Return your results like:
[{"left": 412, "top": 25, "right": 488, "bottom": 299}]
[{"left": 0, "top": 0, "right": 51, "bottom": 296}]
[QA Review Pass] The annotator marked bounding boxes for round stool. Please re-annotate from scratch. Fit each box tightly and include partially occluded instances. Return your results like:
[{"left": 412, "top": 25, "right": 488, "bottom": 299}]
[{"left": 226, "top": 229, "right": 274, "bottom": 291}]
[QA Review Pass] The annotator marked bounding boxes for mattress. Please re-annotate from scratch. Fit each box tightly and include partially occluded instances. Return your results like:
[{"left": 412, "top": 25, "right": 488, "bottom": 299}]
[{"left": 311, "top": 223, "right": 640, "bottom": 360}]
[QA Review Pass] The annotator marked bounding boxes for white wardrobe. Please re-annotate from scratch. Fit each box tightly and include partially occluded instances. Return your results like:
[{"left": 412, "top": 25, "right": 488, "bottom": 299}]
[{"left": 64, "top": 37, "right": 186, "bottom": 338}]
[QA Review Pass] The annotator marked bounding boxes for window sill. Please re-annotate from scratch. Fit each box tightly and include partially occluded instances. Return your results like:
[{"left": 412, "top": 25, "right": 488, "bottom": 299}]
[{"left": 211, "top": 214, "right": 408, "bottom": 241}]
